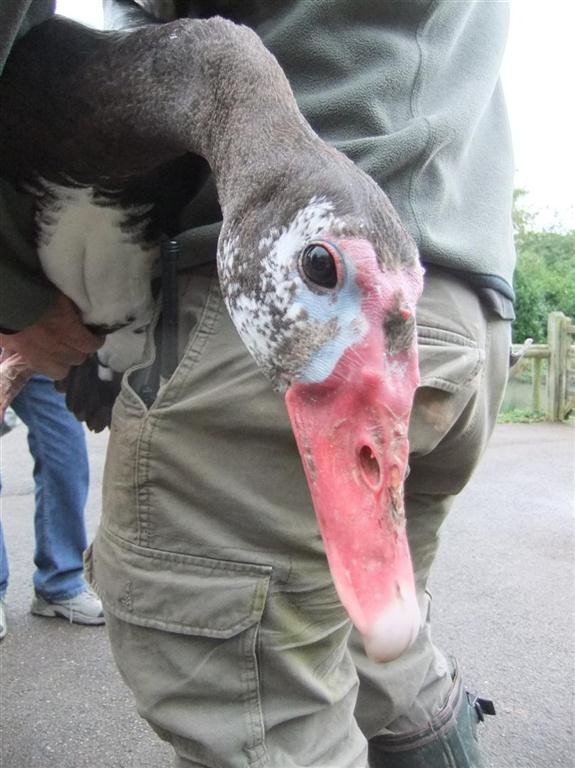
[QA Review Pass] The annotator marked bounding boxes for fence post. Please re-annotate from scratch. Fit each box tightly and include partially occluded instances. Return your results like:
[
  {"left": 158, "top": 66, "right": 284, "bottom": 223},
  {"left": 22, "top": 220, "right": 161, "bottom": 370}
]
[
  {"left": 533, "top": 357, "right": 542, "bottom": 412},
  {"left": 546, "top": 312, "right": 569, "bottom": 421}
]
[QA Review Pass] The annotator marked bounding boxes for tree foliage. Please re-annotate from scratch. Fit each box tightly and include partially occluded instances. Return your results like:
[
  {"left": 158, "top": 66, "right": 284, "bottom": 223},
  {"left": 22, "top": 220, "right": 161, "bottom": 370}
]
[{"left": 512, "top": 190, "right": 575, "bottom": 342}]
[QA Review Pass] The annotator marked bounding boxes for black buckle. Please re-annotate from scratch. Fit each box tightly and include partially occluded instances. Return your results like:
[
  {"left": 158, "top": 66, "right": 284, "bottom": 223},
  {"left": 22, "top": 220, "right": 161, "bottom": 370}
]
[{"left": 467, "top": 692, "right": 496, "bottom": 722}]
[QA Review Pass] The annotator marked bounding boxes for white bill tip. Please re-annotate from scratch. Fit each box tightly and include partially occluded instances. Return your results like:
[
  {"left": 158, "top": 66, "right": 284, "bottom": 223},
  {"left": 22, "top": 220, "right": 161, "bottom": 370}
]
[{"left": 362, "top": 586, "right": 422, "bottom": 663}]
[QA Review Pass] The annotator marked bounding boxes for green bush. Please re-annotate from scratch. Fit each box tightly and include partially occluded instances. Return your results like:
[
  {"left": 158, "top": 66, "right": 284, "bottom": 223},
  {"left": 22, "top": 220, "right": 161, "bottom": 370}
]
[{"left": 512, "top": 192, "right": 575, "bottom": 343}]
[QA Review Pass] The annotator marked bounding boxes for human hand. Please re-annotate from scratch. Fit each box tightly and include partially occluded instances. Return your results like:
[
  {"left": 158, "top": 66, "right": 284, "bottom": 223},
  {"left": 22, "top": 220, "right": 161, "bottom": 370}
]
[
  {"left": 0, "top": 351, "right": 33, "bottom": 420},
  {"left": 0, "top": 292, "right": 103, "bottom": 380}
]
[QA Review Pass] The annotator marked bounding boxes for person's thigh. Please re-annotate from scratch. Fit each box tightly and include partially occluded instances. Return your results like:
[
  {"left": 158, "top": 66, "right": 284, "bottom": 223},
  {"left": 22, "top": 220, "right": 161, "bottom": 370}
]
[
  {"left": 90, "top": 265, "right": 367, "bottom": 767},
  {"left": 11, "top": 374, "right": 89, "bottom": 487},
  {"left": 352, "top": 266, "right": 511, "bottom": 738}
]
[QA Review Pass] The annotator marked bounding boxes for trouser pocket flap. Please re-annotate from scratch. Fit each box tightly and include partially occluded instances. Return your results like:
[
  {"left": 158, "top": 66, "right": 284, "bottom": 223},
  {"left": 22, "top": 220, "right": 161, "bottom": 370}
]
[
  {"left": 417, "top": 325, "right": 484, "bottom": 393},
  {"left": 88, "top": 529, "right": 272, "bottom": 638}
]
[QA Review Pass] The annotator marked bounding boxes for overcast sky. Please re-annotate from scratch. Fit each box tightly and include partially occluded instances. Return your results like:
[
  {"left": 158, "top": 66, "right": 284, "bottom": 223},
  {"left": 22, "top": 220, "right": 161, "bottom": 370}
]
[
  {"left": 502, "top": 1, "right": 574, "bottom": 229},
  {"left": 57, "top": 0, "right": 574, "bottom": 230}
]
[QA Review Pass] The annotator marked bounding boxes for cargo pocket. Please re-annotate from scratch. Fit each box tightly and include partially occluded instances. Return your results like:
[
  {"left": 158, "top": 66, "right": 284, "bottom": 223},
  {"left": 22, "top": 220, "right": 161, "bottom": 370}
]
[
  {"left": 87, "top": 530, "right": 272, "bottom": 768},
  {"left": 416, "top": 324, "right": 484, "bottom": 393},
  {"left": 409, "top": 324, "right": 485, "bottom": 458}
]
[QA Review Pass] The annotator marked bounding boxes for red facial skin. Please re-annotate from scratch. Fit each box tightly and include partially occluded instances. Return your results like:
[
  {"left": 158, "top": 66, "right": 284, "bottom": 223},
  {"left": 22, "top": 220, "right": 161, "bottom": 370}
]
[{"left": 285, "top": 238, "right": 423, "bottom": 662}]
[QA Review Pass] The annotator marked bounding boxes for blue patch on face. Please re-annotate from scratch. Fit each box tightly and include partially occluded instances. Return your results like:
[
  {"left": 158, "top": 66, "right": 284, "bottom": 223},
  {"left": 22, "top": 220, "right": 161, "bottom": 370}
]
[{"left": 296, "top": 256, "right": 367, "bottom": 384}]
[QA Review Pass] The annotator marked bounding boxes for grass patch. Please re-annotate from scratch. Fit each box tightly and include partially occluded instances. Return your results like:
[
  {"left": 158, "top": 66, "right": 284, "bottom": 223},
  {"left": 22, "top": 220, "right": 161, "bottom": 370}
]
[{"left": 497, "top": 408, "right": 547, "bottom": 423}]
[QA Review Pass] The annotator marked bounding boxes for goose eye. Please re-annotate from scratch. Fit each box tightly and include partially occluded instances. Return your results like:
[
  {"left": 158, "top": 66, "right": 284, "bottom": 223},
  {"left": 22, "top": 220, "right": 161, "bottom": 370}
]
[{"left": 300, "top": 244, "right": 338, "bottom": 289}]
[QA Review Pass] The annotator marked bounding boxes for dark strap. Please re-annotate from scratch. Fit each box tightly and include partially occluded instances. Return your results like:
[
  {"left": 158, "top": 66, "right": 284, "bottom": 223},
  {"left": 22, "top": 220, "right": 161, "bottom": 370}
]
[{"left": 160, "top": 239, "right": 180, "bottom": 380}]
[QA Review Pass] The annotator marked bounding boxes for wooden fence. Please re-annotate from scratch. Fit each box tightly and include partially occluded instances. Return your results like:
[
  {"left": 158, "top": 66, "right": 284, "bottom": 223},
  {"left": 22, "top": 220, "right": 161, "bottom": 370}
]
[{"left": 509, "top": 312, "right": 575, "bottom": 421}]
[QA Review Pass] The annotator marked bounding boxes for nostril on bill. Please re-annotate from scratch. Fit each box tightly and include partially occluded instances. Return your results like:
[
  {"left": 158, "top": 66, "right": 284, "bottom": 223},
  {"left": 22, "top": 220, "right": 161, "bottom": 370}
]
[{"left": 359, "top": 445, "right": 381, "bottom": 489}]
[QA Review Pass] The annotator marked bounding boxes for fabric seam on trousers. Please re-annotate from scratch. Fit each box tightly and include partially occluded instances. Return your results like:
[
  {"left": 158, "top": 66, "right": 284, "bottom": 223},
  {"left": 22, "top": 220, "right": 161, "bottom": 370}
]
[
  {"left": 242, "top": 623, "right": 271, "bottom": 766},
  {"left": 456, "top": 316, "right": 493, "bottom": 450},
  {"left": 100, "top": 526, "right": 274, "bottom": 575},
  {"left": 135, "top": 410, "right": 156, "bottom": 548},
  {"left": 417, "top": 325, "right": 479, "bottom": 348},
  {"left": 153, "top": 267, "right": 223, "bottom": 409}
]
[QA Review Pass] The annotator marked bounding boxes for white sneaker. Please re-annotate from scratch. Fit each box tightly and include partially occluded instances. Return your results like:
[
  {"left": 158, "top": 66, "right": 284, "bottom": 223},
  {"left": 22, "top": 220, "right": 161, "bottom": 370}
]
[
  {"left": 0, "top": 407, "right": 21, "bottom": 436},
  {"left": 31, "top": 588, "right": 105, "bottom": 625},
  {"left": 0, "top": 600, "right": 7, "bottom": 640}
]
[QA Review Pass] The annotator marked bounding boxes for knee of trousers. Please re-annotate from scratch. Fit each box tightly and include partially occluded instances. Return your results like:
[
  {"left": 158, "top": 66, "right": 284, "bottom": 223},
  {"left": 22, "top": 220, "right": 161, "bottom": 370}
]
[{"left": 367, "top": 665, "right": 495, "bottom": 768}]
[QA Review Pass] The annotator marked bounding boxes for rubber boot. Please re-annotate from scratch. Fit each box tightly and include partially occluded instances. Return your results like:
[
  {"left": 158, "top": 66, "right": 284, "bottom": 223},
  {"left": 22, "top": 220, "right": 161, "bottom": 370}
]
[{"left": 368, "top": 666, "right": 495, "bottom": 768}]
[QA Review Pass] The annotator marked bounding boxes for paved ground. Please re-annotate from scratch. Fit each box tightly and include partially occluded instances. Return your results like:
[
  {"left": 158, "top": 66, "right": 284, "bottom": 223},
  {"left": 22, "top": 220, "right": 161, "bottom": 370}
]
[{"left": 0, "top": 421, "right": 573, "bottom": 768}]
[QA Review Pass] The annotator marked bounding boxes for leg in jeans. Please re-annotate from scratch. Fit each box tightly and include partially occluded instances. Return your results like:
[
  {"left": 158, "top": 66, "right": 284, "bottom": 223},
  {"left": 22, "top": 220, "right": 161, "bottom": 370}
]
[
  {"left": 0, "top": 513, "right": 8, "bottom": 638},
  {"left": 11, "top": 374, "right": 90, "bottom": 601},
  {"left": 352, "top": 267, "right": 510, "bottom": 766},
  {"left": 0, "top": 517, "right": 8, "bottom": 601}
]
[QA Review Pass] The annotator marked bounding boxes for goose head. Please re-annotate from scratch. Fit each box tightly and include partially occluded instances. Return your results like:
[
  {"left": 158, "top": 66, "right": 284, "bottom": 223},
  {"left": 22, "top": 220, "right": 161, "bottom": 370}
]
[{"left": 218, "top": 150, "right": 424, "bottom": 661}]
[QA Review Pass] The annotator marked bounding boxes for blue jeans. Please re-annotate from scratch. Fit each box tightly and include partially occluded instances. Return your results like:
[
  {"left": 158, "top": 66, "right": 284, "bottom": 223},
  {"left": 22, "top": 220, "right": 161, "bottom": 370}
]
[{"left": 0, "top": 375, "right": 90, "bottom": 602}]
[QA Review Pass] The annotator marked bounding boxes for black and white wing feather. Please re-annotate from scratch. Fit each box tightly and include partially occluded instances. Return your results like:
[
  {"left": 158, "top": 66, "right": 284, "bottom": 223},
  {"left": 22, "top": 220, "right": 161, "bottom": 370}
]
[{"left": 0, "top": 13, "right": 208, "bottom": 430}]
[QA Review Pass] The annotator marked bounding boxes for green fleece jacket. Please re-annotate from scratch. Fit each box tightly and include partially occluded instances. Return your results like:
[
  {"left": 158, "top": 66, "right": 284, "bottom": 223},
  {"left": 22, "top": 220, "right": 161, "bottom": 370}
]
[
  {"left": 0, "top": 0, "right": 515, "bottom": 331},
  {"left": 164, "top": 0, "right": 516, "bottom": 316},
  {"left": 0, "top": 0, "right": 56, "bottom": 330}
]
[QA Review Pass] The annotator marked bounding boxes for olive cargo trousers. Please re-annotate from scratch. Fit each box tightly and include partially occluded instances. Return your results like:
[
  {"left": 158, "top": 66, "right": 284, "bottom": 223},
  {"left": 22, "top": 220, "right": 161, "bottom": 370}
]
[{"left": 86, "top": 264, "right": 510, "bottom": 767}]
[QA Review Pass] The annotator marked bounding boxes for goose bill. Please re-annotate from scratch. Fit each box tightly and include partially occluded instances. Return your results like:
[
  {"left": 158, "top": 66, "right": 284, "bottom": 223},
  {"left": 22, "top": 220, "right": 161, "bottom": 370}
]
[{"left": 285, "top": 295, "right": 422, "bottom": 662}]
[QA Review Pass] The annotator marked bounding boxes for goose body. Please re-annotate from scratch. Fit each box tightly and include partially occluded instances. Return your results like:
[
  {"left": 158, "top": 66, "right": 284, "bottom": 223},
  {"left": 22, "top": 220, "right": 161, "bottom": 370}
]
[{"left": 0, "top": 14, "right": 423, "bottom": 661}]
